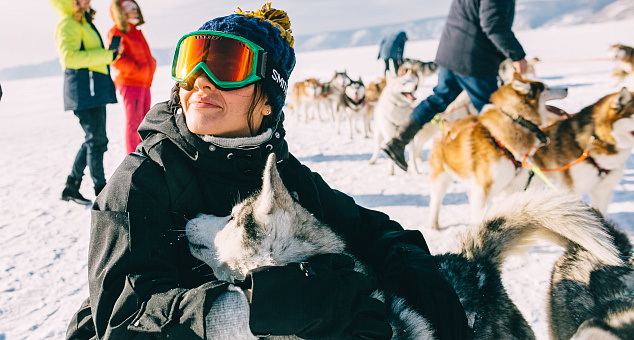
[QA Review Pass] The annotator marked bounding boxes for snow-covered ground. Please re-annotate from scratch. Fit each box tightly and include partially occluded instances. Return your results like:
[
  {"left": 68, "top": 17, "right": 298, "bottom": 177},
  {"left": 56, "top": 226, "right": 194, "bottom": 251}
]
[{"left": 1, "top": 19, "right": 634, "bottom": 340}]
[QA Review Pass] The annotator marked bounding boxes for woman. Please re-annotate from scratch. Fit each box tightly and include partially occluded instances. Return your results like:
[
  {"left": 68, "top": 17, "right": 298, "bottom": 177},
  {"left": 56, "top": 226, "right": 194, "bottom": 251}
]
[
  {"left": 49, "top": 0, "right": 119, "bottom": 204},
  {"left": 66, "top": 4, "right": 470, "bottom": 339},
  {"left": 107, "top": 0, "right": 156, "bottom": 154}
]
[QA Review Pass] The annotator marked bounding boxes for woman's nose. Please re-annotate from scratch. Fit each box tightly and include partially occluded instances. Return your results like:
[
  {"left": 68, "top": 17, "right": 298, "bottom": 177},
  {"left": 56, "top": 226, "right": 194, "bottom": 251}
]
[{"left": 193, "top": 73, "right": 219, "bottom": 91}]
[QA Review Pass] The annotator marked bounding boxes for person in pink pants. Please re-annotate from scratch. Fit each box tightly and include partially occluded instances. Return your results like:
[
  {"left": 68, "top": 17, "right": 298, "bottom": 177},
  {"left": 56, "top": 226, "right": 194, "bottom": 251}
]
[{"left": 107, "top": 0, "right": 156, "bottom": 153}]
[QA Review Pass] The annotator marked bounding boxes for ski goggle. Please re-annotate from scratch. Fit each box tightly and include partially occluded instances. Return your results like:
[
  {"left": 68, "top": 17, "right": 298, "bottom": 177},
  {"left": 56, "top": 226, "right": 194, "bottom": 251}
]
[{"left": 172, "top": 30, "right": 288, "bottom": 94}]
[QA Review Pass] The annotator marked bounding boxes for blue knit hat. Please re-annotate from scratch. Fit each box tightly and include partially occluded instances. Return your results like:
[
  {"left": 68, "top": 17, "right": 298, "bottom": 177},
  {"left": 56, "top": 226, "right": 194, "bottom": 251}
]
[{"left": 198, "top": 3, "right": 296, "bottom": 118}]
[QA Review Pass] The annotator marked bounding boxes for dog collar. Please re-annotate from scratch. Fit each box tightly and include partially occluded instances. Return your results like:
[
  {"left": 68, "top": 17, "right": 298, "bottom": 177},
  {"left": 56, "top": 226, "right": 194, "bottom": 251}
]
[{"left": 500, "top": 108, "right": 549, "bottom": 145}]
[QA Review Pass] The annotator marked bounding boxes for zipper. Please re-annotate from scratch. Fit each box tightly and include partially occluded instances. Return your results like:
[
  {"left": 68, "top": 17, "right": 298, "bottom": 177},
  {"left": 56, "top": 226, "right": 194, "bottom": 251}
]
[{"left": 89, "top": 70, "right": 95, "bottom": 96}]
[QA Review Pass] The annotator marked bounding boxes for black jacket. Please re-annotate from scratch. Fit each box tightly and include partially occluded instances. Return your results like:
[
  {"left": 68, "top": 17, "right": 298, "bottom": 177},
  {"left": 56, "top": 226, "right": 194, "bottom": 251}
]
[
  {"left": 435, "top": 0, "right": 525, "bottom": 77},
  {"left": 62, "top": 15, "right": 117, "bottom": 111},
  {"left": 66, "top": 101, "right": 469, "bottom": 339}
]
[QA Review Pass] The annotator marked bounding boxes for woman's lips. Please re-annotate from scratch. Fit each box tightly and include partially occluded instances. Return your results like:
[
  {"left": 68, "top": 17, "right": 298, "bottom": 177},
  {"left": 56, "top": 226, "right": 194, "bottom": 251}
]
[{"left": 190, "top": 96, "right": 221, "bottom": 108}]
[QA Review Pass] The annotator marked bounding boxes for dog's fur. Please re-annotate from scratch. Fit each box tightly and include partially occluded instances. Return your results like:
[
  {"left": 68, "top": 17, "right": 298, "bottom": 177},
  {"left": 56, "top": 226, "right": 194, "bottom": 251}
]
[
  {"left": 610, "top": 44, "right": 634, "bottom": 84},
  {"left": 547, "top": 211, "right": 634, "bottom": 340},
  {"left": 365, "top": 77, "right": 387, "bottom": 131},
  {"left": 186, "top": 153, "right": 623, "bottom": 339},
  {"left": 288, "top": 78, "right": 323, "bottom": 122},
  {"left": 369, "top": 70, "right": 421, "bottom": 175},
  {"left": 398, "top": 58, "right": 439, "bottom": 88},
  {"left": 499, "top": 57, "right": 541, "bottom": 84},
  {"left": 427, "top": 74, "right": 568, "bottom": 229},
  {"left": 320, "top": 71, "right": 352, "bottom": 121},
  {"left": 334, "top": 78, "right": 369, "bottom": 139},
  {"left": 529, "top": 87, "right": 634, "bottom": 215}
]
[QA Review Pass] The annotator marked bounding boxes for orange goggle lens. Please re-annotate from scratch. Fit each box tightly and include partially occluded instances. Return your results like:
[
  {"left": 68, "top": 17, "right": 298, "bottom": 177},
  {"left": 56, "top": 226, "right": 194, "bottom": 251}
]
[{"left": 173, "top": 34, "right": 256, "bottom": 84}]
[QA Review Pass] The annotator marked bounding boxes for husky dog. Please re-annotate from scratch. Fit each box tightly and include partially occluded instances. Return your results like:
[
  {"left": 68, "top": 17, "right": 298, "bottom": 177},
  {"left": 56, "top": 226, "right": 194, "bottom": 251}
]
[
  {"left": 529, "top": 87, "right": 634, "bottom": 215},
  {"left": 288, "top": 78, "right": 323, "bottom": 122},
  {"left": 427, "top": 74, "right": 568, "bottom": 229},
  {"left": 320, "top": 71, "right": 352, "bottom": 120},
  {"left": 399, "top": 58, "right": 438, "bottom": 88},
  {"left": 547, "top": 211, "right": 634, "bottom": 339},
  {"left": 186, "top": 153, "right": 622, "bottom": 339},
  {"left": 334, "top": 78, "right": 368, "bottom": 139},
  {"left": 364, "top": 77, "right": 387, "bottom": 130},
  {"left": 369, "top": 70, "right": 421, "bottom": 175},
  {"left": 610, "top": 43, "right": 634, "bottom": 84}
]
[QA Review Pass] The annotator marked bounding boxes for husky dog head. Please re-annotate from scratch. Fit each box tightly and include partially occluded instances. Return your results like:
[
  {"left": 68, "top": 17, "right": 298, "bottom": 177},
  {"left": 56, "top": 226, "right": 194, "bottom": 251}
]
[
  {"left": 329, "top": 70, "right": 352, "bottom": 91},
  {"left": 344, "top": 78, "right": 366, "bottom": 104},
  {"left": 489, "top": 73, "right": 567, "bottom": 128},
  {"left": 594, "top": 87, "right": 634, "bottom": 150},
  {"left": 382, "top": 69, "right": 418, "bottom": 106},
  {"left": 400, "top": 58, "right": 438, "bottom": 78},
  {"left": 186, "top": 154, "right": 346, "bottom": 282},
  {"left": 610, "top": 43, "right": 634, "bottom": 62},
  {"left": 303, "top": 78, "right": 322, "bottom": 99}
]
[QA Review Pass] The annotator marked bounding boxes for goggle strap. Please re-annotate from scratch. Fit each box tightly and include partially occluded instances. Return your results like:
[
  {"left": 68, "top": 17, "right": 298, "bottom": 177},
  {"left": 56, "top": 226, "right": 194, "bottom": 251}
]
[{"left": 261, "top": 51, "right": 289, "bottom": 98}]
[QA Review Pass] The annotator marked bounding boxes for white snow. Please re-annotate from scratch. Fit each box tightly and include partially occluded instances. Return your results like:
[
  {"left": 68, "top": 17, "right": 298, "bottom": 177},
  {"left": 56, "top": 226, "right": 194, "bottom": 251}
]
[{"left": 1, "top": 19, "right": 634, "bottom": 340}]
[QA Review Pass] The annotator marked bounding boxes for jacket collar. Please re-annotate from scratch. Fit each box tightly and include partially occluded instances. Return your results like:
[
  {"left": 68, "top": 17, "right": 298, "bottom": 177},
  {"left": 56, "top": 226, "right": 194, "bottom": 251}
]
[{"left": 139, "top": 102, "right": 289, "bottom": 181}]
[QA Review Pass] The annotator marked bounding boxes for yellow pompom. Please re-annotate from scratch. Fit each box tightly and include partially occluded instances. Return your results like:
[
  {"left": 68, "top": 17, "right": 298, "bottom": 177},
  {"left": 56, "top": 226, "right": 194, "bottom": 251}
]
[{"left": 236, "top": 2, "right": 294, "bottom": 48}]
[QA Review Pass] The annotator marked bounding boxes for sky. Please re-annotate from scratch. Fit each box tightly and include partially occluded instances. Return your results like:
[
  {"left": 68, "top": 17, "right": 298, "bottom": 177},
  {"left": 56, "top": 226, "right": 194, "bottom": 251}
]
[
  {"left": 0, "top": 17, "right": 633, "bottom": 339},
  {"left": 0, "top": 0, "right": 452, "bottom": 70}
]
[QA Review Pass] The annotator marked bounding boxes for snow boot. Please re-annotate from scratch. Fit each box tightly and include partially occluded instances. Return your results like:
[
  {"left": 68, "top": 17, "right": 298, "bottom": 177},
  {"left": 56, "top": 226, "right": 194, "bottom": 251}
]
[
  {"left": 381, "top": 119, "right": 422, "bottom": 171},
  {"left": 61, "top": 176, "right": 91, "bottom": 205},
  {"left": 94, "top": 183, "right": 106, "bottom": 197}
]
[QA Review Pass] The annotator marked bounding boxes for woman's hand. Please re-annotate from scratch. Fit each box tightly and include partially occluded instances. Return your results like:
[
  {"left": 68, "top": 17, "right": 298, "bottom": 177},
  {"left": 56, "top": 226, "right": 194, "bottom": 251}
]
[{"left": 244, "top": 254, "right": 393, "bottom": 339}]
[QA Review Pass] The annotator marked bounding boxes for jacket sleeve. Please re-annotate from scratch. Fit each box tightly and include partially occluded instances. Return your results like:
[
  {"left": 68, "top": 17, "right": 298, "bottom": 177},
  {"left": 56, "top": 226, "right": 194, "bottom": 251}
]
[
  {"left": 306, "top": 169, "right": 472, "bottom": 340},
  {"left": 479, "top": 0, "right": 526, "bottom": 62},
  {"left": 107, "top": 30, "right": 139, "bottom": 72},
  {"left": 88, "top": 154, "right": 230, "bottom": 339},
  {"left": 57, "top": 19, "right": 115, "bottom": 69}
]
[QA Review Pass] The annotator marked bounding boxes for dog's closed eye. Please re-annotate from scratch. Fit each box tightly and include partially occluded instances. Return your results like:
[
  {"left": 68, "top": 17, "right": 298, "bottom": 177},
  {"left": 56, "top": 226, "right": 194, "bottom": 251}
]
[{"left": 189, "top": 243, "right": 209, "bottom": 250}]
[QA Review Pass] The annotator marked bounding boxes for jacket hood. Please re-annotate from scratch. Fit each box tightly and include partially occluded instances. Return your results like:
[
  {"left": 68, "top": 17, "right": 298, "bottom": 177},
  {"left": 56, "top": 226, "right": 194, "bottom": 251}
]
[
  {"left": 110, "top": 0, "right": 145, "bottom": 33},
  {"left": 138, "top": 102, "right": 289, "bottom": 178},
  {"left": 48, "top": 0, "right": 73, "bottom": 17}
]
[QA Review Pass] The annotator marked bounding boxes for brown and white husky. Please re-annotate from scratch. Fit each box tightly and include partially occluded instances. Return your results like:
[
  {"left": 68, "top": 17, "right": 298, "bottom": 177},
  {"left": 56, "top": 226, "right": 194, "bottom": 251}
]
[
  {"left": 427, "top": 74, "right": 567, "bottom": 229},
  {"left": 529, "top": 87, "right": 634, "bottom": 215}
]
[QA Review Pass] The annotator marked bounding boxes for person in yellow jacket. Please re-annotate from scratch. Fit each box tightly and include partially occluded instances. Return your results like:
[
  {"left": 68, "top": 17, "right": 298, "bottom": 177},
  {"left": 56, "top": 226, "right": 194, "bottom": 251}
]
[{"left": 49, "top": 0, "right": 120, "bottom": 205}]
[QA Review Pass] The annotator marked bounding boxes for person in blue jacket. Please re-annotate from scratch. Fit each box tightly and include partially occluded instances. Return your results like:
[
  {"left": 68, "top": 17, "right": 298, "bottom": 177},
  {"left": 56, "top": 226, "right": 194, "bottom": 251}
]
[
  {"left": 50, "top": 0, "right": 119, "bottom": 204},
  {"left": 382, "top": 0, "right": 528, "bottom": 171},
  {"left": 378, "top": 31, "right": 408, "bottom": 74}
]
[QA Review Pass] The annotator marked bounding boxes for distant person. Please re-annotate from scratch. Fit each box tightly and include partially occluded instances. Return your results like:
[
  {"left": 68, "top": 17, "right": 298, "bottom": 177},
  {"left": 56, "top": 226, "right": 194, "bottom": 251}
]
[
  {"left": 382, "top": 0, "right": 528, "bottom": 171},
  {"left": 378, "top": 31, "right": 408, "bottom": 74},
  {"left": 49, "top": 0, "right": 120, "bottom": 204},
  {"left": 107, "top": 0, "right": 156, "bottom": 154}
]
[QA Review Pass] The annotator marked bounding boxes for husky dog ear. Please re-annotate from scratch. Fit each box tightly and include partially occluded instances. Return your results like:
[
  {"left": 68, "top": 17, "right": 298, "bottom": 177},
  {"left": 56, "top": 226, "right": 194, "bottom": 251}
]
[
  {"left": 257, "top": 153, "right": 294, "bottom": 215},
  {"left": 385, "top": 70, "right": 395, "bottom": 84},
  {"left": 511, "top": 78, "right": 531, "bottom": 94},
  {"left": 614, "top": 87, "right": 633, "bottom": 108}
]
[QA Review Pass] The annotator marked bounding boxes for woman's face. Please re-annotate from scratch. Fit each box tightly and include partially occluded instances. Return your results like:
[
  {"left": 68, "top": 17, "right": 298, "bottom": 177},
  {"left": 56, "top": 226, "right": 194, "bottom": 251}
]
[
  {"left": 122, "top": 3, "right": 139, "bottom": 19},
  {"left": 76, "top": 0, "right": 90, "bottom": 10},
  {"left": 180, "top": 74, "right": 270, "bottom": 137}
]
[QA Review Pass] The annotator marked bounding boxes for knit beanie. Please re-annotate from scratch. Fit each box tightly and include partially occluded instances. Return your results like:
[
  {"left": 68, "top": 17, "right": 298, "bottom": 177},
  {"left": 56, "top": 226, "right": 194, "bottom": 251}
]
[{"left": 197, "top": 3, "right": 296, "bottom": 118}]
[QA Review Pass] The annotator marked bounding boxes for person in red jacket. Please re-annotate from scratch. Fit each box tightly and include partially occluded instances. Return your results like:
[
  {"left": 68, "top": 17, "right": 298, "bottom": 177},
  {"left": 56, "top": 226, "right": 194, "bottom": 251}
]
[{"left": 107, "top": 0, "right": 156, "bottom": 154}]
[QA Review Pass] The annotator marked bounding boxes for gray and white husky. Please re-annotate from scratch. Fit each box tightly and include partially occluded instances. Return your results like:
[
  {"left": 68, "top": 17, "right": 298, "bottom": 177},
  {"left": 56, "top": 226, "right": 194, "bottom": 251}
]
[{"left": 186, "top": 153, "right": 620, "bottom": 339}]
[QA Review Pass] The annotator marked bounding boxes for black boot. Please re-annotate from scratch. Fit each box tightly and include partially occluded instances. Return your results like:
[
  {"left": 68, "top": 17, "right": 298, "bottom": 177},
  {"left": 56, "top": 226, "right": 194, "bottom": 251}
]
[
  {"left": 61, "top": 176, "right": 91, "bottom": 205},
  {"left": 94, "top": 183, "right": 106, "bottom": 197},
  {"left": 381, "top": 119, "right": 422, "bottom": 171}
]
